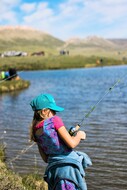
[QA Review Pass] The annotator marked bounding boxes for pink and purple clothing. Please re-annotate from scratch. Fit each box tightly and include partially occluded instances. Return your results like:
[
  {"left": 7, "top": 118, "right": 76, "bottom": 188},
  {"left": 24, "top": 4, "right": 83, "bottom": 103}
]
[{"left": 34, "top": 115, "right": 92, "bottom": 190}]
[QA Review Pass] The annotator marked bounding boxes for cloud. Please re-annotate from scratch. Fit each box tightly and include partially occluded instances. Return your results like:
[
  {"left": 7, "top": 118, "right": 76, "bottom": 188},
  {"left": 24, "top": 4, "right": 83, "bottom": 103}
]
[
  {"left": 0, "top": 0, "right": 127, "bottom": 39},
  {"left": 22, "top": 2, "right": 54, "bottom": 32},
  {"left": 0, "top": 0, "right": 21, "bottom": 7},
  {"left": 87, "top": 0, "right": 127, "bottom": 23},
  {"left": 0, "top": 0, "right": 21, "bottom": 24},
  {"left": 20, "top": 3, "right": 36, "bottom": 13}
]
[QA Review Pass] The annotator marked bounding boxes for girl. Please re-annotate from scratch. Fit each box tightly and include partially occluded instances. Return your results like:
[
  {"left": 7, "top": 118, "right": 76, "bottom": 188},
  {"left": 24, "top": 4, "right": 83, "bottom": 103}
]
[{"left": 30, "top": 93, "right": 92, "bottom": 190}]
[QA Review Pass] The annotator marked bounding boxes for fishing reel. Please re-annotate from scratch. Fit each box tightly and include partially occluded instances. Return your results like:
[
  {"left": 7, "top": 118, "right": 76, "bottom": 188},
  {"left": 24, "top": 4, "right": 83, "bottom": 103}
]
[{"left": 69, "top": 124, "right": 80, "bottom": 136}]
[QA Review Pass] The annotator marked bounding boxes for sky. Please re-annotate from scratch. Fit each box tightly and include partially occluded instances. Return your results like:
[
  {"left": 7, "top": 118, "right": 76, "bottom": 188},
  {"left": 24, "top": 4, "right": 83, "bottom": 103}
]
[{"left": 0, "top": 0, "right": 127, "bottom": 40}]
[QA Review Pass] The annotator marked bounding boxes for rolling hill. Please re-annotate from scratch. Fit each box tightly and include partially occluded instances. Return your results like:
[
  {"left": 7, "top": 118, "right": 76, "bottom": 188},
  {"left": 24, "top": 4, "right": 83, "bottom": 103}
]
[
  {"left": 0, "top": 26, "right": 127, "bottom": 56},
  {"left": 0, "top": 26, "right": 64, "bottom": 53},
  {"left": 63, "top": 36, "right": 119, "bottom": 50}
]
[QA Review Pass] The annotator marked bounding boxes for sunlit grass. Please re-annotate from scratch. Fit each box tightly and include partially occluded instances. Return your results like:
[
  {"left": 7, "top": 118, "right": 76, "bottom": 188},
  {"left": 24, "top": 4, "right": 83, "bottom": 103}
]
[
  {"left": 0, "top": 80, "right": 30, "bottom": 93},
  {"left": 0, "top": 55, "right": 126, "bottom": 71}
]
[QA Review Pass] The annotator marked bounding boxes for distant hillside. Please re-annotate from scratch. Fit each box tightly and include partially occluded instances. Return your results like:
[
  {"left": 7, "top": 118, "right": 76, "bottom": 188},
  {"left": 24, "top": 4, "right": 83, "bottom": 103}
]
[
  {"left": 0, "top": 26, "right": 64, "bottom": 52},
  {"left": 64, "top": 36, "right": 119, "bottom": 50},
  {"left": 0, "top": 26, "right": 127, "bottom": 56},
  {"left": 108, "top": 38, "right": 127, "bottom": 49}
]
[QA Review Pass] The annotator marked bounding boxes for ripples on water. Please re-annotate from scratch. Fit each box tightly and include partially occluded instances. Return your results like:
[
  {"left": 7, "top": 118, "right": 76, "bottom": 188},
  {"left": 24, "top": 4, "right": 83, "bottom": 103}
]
[{"left": 0, "top": 65, "right": 127, "bottom": 190}]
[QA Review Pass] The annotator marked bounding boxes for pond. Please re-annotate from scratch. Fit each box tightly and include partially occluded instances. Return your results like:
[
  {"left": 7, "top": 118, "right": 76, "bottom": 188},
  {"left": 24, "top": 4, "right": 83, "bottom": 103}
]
[{"left": 0, "top": 65, "right": 127, "bottom": 190}]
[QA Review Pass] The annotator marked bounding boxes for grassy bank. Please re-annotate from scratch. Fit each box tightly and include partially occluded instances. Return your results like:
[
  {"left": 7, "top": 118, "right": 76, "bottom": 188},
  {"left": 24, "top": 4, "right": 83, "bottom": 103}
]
[
  {"left": 0, "top": 79, "right": 30, "bottom": 93},
  {"left": 0, "top": 55, "right": 126, "bottom": 71},
  {"left": 0, "top": 145, "right": 48, "bottom": 190}
]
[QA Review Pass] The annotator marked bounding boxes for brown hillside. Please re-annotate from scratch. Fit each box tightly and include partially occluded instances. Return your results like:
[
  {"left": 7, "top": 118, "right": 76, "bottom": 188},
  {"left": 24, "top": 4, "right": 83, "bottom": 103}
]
[{"left": 0, "top": 26, "right": 127, "bottom": 56}]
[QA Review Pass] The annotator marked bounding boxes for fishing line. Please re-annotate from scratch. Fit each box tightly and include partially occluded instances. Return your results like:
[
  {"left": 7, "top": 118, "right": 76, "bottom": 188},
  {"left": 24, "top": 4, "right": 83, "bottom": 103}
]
[
  {"left": 0, "top": 52, "right": 61, "bottom": 83},
  {"left": 69, "top": 73, "right": 127, "bottom": 135},
  {"left": 79, "top": 73, "right": 127, "bottom": 124},
  {"left": 0, "top": 57, "right": 62, "bottom": 165},
  {"left": 4, "top": 71, "right": 127, "bottom": 163},
  {"left": 8, "top": 142, "right": 36, "bottom": 169},
  {"left": 0, "top": 71, "right": 24, "bottom": 83}
]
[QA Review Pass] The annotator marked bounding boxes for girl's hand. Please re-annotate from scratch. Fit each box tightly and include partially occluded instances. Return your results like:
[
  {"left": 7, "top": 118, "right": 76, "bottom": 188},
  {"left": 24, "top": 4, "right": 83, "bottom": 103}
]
[
  {"left": 58, "top": 126, "right": 86, "bottom": 148},
  {"left": 77, "top": 130, "right": 86, "bottom": 140}
]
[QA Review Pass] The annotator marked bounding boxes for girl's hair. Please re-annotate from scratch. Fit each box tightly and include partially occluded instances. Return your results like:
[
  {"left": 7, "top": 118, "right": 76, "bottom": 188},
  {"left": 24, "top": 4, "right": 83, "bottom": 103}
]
[{"left": 29, "top": 109, "right": 49, "bottom": 142}]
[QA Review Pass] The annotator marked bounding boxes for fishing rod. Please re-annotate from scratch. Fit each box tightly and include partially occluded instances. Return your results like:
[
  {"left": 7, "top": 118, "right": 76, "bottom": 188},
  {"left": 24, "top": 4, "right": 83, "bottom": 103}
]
[
  {"left": 0, "top": 71, "right": 24, "bottom": 83},
  {"left": 5, "top": 72, "right": 126, "bottom": 164},
  {"left": 69, "top": 73, "right": 126, "bottom": 136}
]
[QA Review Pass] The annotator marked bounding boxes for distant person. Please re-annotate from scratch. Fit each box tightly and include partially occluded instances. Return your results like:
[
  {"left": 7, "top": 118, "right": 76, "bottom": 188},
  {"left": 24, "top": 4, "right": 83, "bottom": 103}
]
[
  {"left": 1, "top": 71, "right": 9, "bottom": 80},
  {"left": 29, "top": 93, "right": 92, "bottom": 190},
  {"left": 66, "top": 50, "right": 69, "bottom": 55},
  {"left": 1, "top": 71, "right": 6, "bottom": 80},
  {"left": 8, "top": 68, "right": 20, "bottom": 80},
  {"left": 100, "top": 59, "right": 103, "bottom": 65}
]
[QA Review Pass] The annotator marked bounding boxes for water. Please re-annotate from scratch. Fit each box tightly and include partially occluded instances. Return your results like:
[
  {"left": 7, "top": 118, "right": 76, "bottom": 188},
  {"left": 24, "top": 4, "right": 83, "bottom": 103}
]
[{"left": 0, "top": 65, "right": 127, "bottom": 190}]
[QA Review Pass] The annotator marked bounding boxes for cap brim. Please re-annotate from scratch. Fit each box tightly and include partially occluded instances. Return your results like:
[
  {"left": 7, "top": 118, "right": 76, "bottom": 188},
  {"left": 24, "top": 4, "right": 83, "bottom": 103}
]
[{"left": 49, "top": 105, "right": 64, "bottom": 112}]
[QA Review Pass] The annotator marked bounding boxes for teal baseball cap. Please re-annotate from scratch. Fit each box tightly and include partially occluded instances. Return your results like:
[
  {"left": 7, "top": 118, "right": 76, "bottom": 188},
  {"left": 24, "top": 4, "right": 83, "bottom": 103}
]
[{"left": 30, "top": 93, "right": 64, "bottom": 112}]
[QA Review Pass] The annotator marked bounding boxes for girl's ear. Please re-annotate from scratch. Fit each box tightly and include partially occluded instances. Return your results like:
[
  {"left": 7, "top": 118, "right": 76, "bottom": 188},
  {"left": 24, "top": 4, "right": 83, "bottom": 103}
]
[
  {"left": 41, "top": 109, "right": 49, "bottom": 116},
  {"left": 41, "top": 109, "right": 45, "bottom": 115},
  {"left": 41, "top": 108, "right": 51, "bottom": 118}
]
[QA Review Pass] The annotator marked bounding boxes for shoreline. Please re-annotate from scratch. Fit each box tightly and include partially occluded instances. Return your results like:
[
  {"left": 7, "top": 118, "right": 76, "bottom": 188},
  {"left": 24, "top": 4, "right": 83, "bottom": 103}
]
[
  {"left": 0, "top": 55, "right": 126, "bottom": 71},
  {"left": 0, "top": 145, "right": 48, "bottom": 190}
]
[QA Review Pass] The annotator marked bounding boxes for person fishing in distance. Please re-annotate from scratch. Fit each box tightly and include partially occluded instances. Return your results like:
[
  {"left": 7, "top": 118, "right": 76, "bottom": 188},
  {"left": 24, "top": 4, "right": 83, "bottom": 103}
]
[{"left": 29, "top": 93, "right": 92, "bottom": 190}]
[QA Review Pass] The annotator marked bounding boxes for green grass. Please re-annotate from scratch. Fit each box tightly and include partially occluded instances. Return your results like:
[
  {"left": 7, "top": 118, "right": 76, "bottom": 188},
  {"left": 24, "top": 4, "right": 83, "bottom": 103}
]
[
  {"left": 0, "top": 144, "right": 5, "bottom": 162},
  {"left": 0, "top": 80, "right": 30, "bottom": 93},
  {"left": 0, "top": 144, "right": 48, "bottom": 190},
  {"left": 0, "top": 28, "right": 127, "bottom": 71},
  {"left": 0, "top": 55, "right": 126, "bottom": 71}
]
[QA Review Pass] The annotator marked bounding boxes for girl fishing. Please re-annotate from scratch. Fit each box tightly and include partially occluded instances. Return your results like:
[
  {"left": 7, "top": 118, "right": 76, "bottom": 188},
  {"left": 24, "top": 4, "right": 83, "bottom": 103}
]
[{"left": 30, "top": 93, "right": 92, "bottom": 190}]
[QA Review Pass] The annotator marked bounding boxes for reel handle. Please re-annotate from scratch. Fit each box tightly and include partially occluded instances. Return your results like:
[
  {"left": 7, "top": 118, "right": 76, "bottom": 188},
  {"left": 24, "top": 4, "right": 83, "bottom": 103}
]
[{"left": 69, "top": 124, "right": 80, "bottom": 136}]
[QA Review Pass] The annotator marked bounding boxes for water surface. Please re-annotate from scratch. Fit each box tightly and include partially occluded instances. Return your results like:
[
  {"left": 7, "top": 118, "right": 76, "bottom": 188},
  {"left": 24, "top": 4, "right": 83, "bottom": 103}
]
[{"left": 0, "top": 65, "right": 127, "bottom": 190}]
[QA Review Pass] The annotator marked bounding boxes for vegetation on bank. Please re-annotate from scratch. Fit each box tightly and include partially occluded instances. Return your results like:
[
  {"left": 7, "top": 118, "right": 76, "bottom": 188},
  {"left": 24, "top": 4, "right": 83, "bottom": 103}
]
[
  {"left": 0, "top": 144, "right": 6, "bottom": 162},
  {"left": 0, "top": 55, "right": 127, "bottom": 71},
  {"left": 0, "top": 145, "right": 48, "bottom": 190},
  {"left": 0, "top": 79, "right": 30, "bottom": 93}
]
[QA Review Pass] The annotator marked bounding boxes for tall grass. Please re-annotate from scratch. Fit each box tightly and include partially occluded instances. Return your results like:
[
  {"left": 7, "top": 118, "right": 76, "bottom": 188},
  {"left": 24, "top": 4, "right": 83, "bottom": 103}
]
[{"left": 0, "top": 55, "right": 126, "bottom": 71}]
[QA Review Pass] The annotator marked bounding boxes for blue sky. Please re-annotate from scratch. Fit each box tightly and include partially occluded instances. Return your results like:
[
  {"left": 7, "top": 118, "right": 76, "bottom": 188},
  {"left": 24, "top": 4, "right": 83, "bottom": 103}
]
[{"left": 0, "top": 0, "right": 127, "bottom": 40}]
